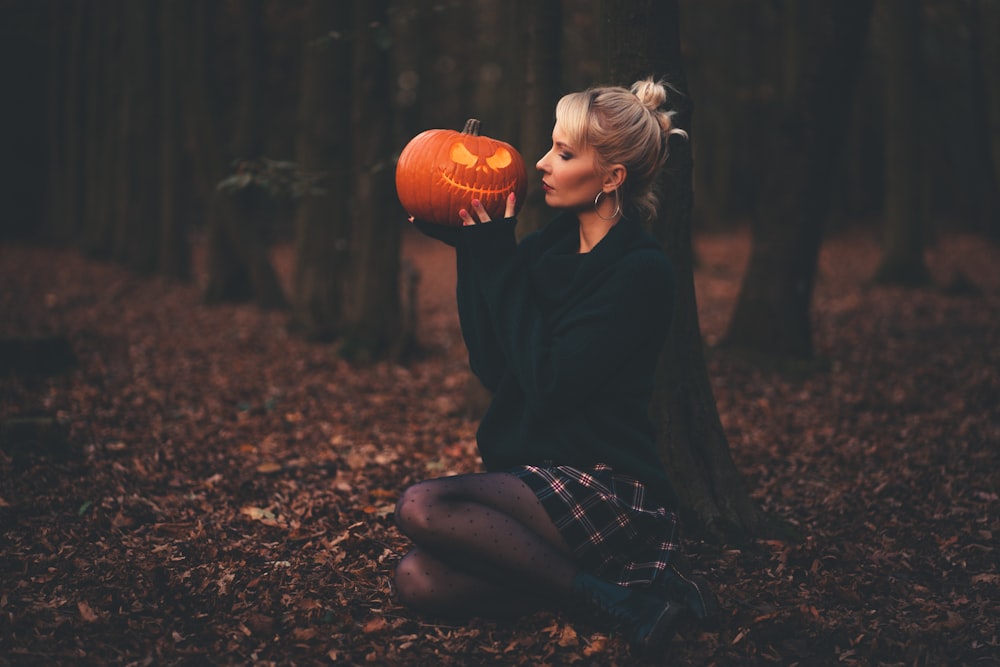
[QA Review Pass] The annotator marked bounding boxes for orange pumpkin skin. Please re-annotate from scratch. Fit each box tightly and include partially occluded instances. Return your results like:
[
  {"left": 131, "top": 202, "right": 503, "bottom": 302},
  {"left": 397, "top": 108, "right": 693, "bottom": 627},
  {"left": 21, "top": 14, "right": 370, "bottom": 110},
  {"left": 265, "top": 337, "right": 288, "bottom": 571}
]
[{"left": 396, "top": 119, "right": 527, "bottom": 226}]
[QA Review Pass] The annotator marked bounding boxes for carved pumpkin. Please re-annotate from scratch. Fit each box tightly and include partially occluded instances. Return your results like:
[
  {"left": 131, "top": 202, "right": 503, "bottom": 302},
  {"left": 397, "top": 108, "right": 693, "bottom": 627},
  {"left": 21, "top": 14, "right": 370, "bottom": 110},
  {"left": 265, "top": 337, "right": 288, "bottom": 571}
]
[{"left": 396, "top": 119, "right": 527, "bottom": 226}]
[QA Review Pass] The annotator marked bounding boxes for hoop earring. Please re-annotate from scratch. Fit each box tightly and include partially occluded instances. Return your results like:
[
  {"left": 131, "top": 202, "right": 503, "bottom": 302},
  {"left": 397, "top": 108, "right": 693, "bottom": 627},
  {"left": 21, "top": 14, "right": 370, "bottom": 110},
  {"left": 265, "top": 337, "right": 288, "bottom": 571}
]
[{"left": 595, "top": 189, "right": 622, "bottom": 221}]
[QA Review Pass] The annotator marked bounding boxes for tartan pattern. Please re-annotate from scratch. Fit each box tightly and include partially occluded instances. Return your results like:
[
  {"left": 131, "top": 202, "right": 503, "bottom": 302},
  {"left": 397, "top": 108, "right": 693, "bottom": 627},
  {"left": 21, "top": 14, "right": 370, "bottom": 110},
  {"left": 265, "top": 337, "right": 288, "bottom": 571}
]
[{"left": 509, "top": 463, "right": 682, "bottom": 588}]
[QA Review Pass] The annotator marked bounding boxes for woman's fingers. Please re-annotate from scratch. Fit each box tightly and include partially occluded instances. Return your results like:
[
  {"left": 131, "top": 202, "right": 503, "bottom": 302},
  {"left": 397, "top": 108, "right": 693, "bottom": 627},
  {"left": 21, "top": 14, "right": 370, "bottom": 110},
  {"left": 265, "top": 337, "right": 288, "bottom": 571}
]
[
  {"left": 460, "top": 196, "right": 514, "bottom": 226},
  {"left": 471, "top": 199, "right": 491, "bottom": 223}
]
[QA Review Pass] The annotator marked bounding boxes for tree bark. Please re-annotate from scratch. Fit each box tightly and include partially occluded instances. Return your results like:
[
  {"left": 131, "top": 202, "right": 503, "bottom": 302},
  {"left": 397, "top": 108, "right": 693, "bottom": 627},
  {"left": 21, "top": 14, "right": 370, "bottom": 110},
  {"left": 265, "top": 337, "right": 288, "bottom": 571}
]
[
  {"left": 44, "top": 0, "right": 86, "bottom": 244},
  {"left": 290, "top": 0, "right": 352, "bottom": 340},
  {"left": 156, "top": 0, "right": 190, "bottom": 280},
  {"left": 967, "top": 0, "right": 1000, "bottom": 241},
  {"left": 114, "top": 0, "right": 160, "bottom": 273},
  {"left": 722, "top": 1, "right": 874, "bottom": 360},
  {"left": 873, "top": 0, "right": 930, "bottom": 286},
  {"left": 601, "top": 0, "right": 772, "bottom": 543},
  {"left": 81, "top": 1, "right": 122, "bottom": 258},
  {"left": 511, "top": 0, "right": 561, "bottom": 237},
  {"left": 342, "top": 0, "right": 404, "bottom": 359},
  {"left": 204, "top": 0, "right": 287, "bottom": 309}
]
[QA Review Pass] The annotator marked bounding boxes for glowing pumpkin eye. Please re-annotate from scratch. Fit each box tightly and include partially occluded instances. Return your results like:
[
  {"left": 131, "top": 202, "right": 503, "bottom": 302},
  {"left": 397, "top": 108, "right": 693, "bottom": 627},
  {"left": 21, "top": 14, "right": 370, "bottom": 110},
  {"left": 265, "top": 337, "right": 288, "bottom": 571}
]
[
  {"left": 486, "top": 148, "right": 512, "bottom": 170},
  {"left": 450, "top": 142, "right": 479, "bottom": 167}
]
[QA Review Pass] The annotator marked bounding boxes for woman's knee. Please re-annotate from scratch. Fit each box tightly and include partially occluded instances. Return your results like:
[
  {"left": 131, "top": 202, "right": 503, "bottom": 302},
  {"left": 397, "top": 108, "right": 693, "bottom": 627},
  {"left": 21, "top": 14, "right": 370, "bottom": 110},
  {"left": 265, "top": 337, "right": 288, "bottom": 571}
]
[
  {"left": 393, "top": 549, "right": 441, "bottom": 612},
  {"left": 394, "top": 481, "right": 437, "bottom": 538}
]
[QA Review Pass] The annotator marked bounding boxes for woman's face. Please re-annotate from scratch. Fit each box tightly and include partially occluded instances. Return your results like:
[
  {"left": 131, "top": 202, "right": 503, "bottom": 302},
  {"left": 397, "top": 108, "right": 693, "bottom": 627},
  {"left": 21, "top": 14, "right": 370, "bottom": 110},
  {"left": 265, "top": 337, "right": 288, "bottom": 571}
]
[{"left": 535, "top": 121, "right": 606, "bottom": 211}]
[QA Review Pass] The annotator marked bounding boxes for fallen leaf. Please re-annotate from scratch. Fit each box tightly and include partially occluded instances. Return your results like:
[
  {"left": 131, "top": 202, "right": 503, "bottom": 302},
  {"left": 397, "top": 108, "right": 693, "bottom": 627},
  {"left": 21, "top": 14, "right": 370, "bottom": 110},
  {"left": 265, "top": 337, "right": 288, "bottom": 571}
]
[
  {"left": 363, "top": 617, "right": 387, "bottom": 634},
  {"left": 78, "top": 601, "right": 99, "bottom": 622},
  {"left": 583, "top": 634, "right": 608, "bottom": 656},
  {"left": 557, "top": 624, "right": 578, "bottom": 647}
]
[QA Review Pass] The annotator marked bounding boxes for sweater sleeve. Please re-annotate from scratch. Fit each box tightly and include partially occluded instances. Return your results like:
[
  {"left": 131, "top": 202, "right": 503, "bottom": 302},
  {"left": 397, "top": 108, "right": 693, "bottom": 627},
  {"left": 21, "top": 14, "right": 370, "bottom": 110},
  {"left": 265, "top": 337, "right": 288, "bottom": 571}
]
[
  {"left": 411, "top": 218, "right": 462, "bottom": 247},
  {"left": 454, "top": 219, "right": 519, "bottom": 392},
  {"left": 463, "top": 221, "right": 673, "bottom": 416}
]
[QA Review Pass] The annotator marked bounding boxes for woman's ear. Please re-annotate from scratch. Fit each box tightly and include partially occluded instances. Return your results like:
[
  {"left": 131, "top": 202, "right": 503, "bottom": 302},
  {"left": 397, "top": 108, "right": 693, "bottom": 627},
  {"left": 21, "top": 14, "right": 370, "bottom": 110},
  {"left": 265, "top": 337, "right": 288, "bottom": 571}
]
[{"left": 603, "top": 164, "right": 627, "bottom": 192}]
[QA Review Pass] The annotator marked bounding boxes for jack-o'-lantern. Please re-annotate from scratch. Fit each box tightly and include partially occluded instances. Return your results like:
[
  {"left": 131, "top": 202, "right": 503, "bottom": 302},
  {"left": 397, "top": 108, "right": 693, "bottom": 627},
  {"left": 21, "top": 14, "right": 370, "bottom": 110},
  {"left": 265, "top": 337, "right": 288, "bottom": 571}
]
[{"left": 396, "top": 119, "right": 527, "bottom": 226}]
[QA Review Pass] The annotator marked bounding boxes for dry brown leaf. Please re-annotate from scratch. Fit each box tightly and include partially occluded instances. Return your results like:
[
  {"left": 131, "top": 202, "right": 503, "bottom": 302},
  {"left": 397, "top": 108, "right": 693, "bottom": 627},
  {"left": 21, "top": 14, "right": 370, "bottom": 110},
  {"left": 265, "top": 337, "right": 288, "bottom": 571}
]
[
  {"left": 557, "top": 624, "right": 578, "bottom": 647},
  {"left": 583, "top": 634, "right": 608, "bottom": 656},
  {"left": 363, "top": 617, "right": 387, "bottom": 634},
  {"left": 77, "top": 601, "right": 99, "bottom": 623}
]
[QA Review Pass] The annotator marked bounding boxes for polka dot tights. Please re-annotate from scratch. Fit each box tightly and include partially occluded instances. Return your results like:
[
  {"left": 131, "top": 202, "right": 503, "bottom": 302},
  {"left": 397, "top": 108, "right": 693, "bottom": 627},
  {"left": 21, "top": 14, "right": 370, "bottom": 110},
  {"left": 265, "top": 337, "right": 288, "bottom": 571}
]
[{"left": 393, "top": 472, "right": 578, "bottom": 617}]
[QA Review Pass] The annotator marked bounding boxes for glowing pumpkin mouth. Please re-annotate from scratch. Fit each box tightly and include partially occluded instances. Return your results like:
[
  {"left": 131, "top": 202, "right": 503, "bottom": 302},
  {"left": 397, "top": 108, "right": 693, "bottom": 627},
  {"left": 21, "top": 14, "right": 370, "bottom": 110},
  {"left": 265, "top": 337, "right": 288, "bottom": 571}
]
[{"left": 438, "top": 170, "right": 519, "bottom": 196}]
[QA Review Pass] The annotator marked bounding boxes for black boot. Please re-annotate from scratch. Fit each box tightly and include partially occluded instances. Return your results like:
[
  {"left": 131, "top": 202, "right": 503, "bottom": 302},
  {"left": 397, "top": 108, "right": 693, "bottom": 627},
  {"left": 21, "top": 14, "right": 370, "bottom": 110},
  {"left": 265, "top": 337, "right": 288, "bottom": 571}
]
[
  {"left": 651, "top": 558, "right": 721, "bottom": 630},
  {"left": 572, "top": 572, "right": 685, "bottom": 656}
]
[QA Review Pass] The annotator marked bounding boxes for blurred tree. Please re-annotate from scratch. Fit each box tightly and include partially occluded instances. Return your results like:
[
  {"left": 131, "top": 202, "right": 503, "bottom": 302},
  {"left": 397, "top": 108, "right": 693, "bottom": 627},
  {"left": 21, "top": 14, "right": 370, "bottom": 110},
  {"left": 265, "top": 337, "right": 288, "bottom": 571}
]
[
  {"left": 43, "top": 0, "right": 86, "bottom": 244},
  {"left": 561, "top": 0, "right": 603, "bottom": 92},
  {"left": 0, "top": 0, "right": 47, "bottom": 241},
  {"left": 204, "top": 0, "right": 287, "bottom": 308},
  {"left": 81, "top": 1, "right": 122, "bottom": 258},
  {"left": 289, "top": 0, "right": 352, "bottom": 340},
  {"left": 181, "top": 1, "right": 224, "bottom": 239},
  {"left": 511, "top": 0, "right": 561, "bottom": 237},
  {"left": 390, "top": 0, "right": 426, "bottom": 150},
  {"left": 469, "top": 0, "right": 509, "bottom": 137},
  {"left": 342, "top": 0, "right": 406, "bottom": 359},
  {"left": 602, "top": 0, "right": 772, "bottom": 543},
  {"left": 968, "top": 0, "right": 1000, "bottom": 241},
  {"left": 874, "top": 0, "right": 930, "bottom": 285},
  {"left": 681, "top": 0, "right": 799, "bottom": 226},
  {"left": 111, "top": 0, "right": 160, "bottom": 273},
  {"left": 415, "top": 1, "right": 473, "bottom": 132},
  {"left": 722, "top": 1, "right": 874, "bottom": 360},
  {"left": 156, "top": 0, "right": 191, "bottom": 280}
]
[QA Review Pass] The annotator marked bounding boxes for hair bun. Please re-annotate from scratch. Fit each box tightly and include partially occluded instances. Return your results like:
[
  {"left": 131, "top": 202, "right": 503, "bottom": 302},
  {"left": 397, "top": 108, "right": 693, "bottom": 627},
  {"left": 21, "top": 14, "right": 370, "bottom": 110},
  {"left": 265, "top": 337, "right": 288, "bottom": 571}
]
[
  {"left": 630, "top": 78, "right": 668, "bottom": 112},
  {"left": 630, "top": 77, "right": 688, "bottom": 141}
]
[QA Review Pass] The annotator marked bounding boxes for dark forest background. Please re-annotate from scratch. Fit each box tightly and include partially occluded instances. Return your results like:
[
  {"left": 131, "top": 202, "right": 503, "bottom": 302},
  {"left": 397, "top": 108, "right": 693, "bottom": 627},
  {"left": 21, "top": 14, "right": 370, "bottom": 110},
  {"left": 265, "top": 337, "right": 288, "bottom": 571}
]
[
  {"left": 1, "top": 3, "right": 999, "bottom": 663},
  {"left": 3, "top": 0, "right": 997, "bottom": 321}
]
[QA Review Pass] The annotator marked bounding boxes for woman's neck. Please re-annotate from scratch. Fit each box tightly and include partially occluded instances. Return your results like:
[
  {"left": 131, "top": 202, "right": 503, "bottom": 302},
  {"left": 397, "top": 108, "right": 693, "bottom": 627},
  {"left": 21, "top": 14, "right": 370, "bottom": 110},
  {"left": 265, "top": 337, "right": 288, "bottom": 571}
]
[{"left": 576, "top": 210, "right": 619, "bottom": 254}]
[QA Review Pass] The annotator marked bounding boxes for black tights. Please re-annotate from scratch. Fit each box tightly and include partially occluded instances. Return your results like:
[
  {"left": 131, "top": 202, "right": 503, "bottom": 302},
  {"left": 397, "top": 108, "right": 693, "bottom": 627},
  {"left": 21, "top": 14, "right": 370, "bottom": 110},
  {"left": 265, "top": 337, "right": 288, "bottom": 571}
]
[{"left": 393, "top": 472, "right": 579, "bottom": 617}]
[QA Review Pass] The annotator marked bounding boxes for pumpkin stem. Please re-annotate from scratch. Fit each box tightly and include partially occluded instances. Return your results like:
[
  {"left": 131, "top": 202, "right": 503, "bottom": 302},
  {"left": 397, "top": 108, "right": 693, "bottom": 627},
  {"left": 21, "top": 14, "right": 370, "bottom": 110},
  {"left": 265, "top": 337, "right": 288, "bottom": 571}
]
[{"left": 461, "top": 118, "right": 481, "bottom": 136}]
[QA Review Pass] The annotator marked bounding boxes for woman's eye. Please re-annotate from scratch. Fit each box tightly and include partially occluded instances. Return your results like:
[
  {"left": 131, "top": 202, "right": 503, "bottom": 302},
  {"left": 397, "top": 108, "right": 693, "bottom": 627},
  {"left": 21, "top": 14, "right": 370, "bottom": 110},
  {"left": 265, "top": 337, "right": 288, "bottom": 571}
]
[{"left": 559, "top": 153, "right": 572, "bottom": 160}]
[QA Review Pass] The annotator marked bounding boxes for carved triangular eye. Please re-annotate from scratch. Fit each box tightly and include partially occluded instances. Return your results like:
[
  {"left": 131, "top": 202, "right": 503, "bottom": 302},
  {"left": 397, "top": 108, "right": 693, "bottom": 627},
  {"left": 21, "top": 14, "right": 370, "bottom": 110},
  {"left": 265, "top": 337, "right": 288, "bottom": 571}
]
[
  {"left": 486, "top": 147, "right": 512, "bottom": 170},
  {"left": 450, "top": 142, "right": 479, "bottom": 167}
]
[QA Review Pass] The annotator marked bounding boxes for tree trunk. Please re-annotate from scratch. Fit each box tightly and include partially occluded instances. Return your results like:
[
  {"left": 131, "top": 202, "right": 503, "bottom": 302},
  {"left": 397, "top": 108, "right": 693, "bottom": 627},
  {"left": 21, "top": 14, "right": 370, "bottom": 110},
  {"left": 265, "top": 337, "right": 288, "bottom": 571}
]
[
  {"left": 0, "top": 2, "right": 47, "bottom": 240},
  {"left": 44, "top": 0, "right": 86, "bottom": 244},
  {"left": 722, "top": 1, "right": 874, "bottom": 360},
  {"left": 204, "top": 0, "right": 286, "bottom": 309},
  {"left": 390, "top": 0, "right": 426, "bottom": 146},
  {"left": 873, "top": 0, "right": 930, "bottom": 286},
  {"left": 81, "top": 1, "right": 122, "bottom": 258},
  {"left": 687, "top": 1, "right": 755, "bottom": 229},
  {"left": 512, "top": 0, "right": 561, "bottom": 237},
  {"left": 601, "top": 0, "right": 772, "bottom": 543},
  {"left": 156, "top": 0, "right": 190, "bottom": 281},
  {"left": 967, "top": 0, "right": 1000, "bottom": 241},
  {"left": 114, "top": 0, "right": 160, "bottom": 273},
  {"left": 342, "top": 0, "right": 404, "bottom": 360},
  {"left": 289, "top": 0, "right": 352, "bottom": 340}
]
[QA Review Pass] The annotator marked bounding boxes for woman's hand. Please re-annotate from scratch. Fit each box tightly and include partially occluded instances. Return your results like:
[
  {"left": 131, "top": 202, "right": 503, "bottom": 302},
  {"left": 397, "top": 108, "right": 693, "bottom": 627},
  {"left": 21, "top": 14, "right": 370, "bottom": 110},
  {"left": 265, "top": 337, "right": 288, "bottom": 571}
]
[{"left": 459, "top": 193, "right": 517, "bottom": 226}]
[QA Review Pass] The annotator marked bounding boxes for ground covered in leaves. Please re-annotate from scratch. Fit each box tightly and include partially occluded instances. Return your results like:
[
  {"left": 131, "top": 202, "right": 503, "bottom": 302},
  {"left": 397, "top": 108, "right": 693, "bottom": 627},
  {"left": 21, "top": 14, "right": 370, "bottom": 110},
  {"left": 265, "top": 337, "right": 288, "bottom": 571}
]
[{"left": 2, "top": 225, "right": 998, "bottom": 666}]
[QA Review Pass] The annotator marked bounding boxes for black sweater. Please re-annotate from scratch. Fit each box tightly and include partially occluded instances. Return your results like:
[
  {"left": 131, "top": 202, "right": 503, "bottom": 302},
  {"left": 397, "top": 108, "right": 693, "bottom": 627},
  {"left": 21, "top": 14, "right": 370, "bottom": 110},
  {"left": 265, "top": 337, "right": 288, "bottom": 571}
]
[{"left": 415, "top": 212, "right": 677, "bottom": 507}]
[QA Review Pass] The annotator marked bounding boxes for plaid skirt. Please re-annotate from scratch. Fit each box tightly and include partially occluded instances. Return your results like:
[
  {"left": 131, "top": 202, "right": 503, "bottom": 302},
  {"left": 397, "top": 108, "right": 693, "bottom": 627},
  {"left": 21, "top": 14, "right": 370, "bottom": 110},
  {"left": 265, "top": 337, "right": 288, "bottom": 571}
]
[{"left": 507, "top": 463, "right": 682, "bottom": 588}]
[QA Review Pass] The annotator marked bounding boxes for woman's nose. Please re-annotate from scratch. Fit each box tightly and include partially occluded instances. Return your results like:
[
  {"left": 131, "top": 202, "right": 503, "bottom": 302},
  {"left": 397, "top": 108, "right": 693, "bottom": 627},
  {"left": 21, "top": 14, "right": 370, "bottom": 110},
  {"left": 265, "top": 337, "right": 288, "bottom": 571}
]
[{"left": 536, "top": 152, "right": 549, "bottom": 172}]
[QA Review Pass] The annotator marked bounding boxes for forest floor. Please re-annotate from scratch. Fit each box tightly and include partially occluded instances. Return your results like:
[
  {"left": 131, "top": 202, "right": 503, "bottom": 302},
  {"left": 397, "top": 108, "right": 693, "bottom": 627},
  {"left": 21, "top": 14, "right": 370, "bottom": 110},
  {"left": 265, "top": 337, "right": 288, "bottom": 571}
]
[{"left": 1, "top": 224, "right": 999, "bottom": 666}]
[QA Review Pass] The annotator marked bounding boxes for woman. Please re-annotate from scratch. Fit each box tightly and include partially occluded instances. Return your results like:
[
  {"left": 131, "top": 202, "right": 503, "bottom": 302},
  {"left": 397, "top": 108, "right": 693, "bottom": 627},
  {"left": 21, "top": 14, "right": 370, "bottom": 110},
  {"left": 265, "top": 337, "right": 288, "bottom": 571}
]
[{"left": 396, "top": 78, "right": 718, "bottom": 656}]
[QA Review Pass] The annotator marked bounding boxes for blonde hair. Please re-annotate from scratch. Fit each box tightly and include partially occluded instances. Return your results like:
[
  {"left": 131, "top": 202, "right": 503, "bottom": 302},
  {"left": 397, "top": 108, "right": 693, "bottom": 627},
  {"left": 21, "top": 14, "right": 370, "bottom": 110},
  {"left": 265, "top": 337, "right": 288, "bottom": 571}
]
[{"left": 555, "top": 77, "right": 688, "bottom": 224}]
